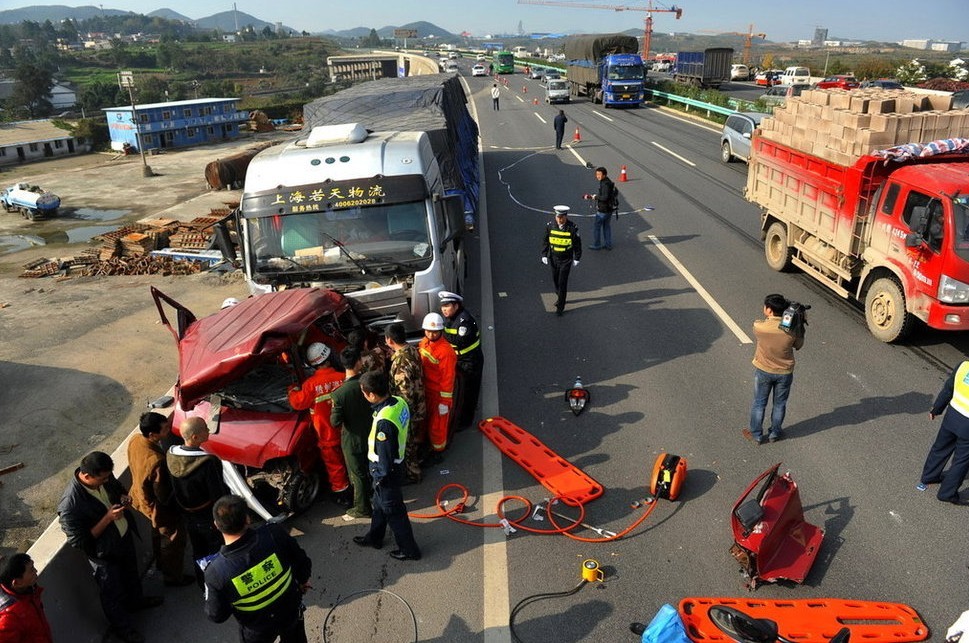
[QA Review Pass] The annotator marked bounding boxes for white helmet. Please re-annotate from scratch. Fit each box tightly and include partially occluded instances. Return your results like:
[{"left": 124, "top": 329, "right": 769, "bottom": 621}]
[
  {"left": 306, "top": 342, "right": 331, "bottom": 366},
  {"left": 221, "top": 297, "right": 240, "bottom": 309},
  {"left": 422, "top": 312, "right": 446, "bottom": 331}
]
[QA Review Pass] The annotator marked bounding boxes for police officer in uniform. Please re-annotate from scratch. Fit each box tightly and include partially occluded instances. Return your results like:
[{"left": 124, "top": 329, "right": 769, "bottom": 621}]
[
  {"left": 439, "top": 291, "right": 483, "bottom": 430},
  {"left": 541, "top": 205, "right": 582, "bottom": 316},
  {"left": 353, "top": 370, "right": 422, "bottom": 561},
  {"left": 920, "top": 359, "right": 969, "bottom": 504},
  {"left": 204, "top": 495, "right": 312, "bottom": 643}
]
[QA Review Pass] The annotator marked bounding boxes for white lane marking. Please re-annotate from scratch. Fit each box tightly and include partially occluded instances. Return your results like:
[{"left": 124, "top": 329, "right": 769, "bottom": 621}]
[
  {"left": 651, "top": 141, "right": 696, "bottom": 167},
  {"left": 592, "top": 110, "right": 614, "bottom": 122},
  {"left": 535, "top": 113, "right": 548, "bottom": 124},
  {"left": 655, "top": 109, "right": 722, "bottom": 133},
  {"left": 648, "top": 235, "right": 752, "bottom": 344}
]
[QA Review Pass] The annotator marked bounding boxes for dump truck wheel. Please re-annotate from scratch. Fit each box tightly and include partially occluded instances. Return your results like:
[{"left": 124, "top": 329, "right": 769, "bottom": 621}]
[
  {"left": 865, "top": 277, "right": 914, "bottom": 343},
  {"left": 764, "top": 222, "right": 793, "bottom": 272}
]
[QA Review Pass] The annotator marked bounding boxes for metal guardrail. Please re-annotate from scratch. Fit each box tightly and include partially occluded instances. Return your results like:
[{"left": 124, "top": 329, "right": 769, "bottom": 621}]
[{"left": 646, "top": 88, "right": 764, "bottom": 119}]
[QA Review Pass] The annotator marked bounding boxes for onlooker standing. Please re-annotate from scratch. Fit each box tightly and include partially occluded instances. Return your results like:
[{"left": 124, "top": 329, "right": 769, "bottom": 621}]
[
  {"left": 288, "top": 342, "right": 350, "bottom": 505},
  {"left": 920, "top": 360, "right": 969, "bottom": 504},
  {"left": 204, "top": 495, "right": 312, "bottom": 643},
  {"left": 541, "top": 205, "right": 582, "bottom": 316},
  {"left": 384, "top": 323, "right": 428, "bottom": 482},
  {"left": 167, "top": 417, "right": 229, "bottom": 584},
  {"left": 553, "top": 109, "right": 568, "bottom": 149},
  {"left": 58, "top": 451, "right": 163, "bottom": 643},
  {"left": 584, "top": 166, "right": 617, "bottom": 250},
  {"left": 438, "top": 291, "right": 483, "bottom": 431},
  {"left": 128, "top": 412, "right": 192, "bottom": 587},
  {"left": 418, "top": 313, "right": 457, "bottom": 456},
  {"left": 331, "top": 345, "right": 375, "bottom": 520},
  {"left": 744, "top": 294, "right": 804, "bottom": 444},
  {"left": 352, "top": 371, "right": 422, "bottom": 562},
  {"left": 492, "top": 83, "right": 501, "bottom": 110},
  {"left": 0, "top": 553, "right": 53, "bottom": 643}
]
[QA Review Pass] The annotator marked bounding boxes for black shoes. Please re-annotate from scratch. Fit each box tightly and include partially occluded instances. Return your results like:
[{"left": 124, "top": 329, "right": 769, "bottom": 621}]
[
  {"left": 353, "top": 536, "right": 383, "bottom": 549},
  {"left": 940, "top": 496, "right": 969, "bottom": 506},
  {"left": 389, "top": 549, "right": 422, "bottom": 561}
]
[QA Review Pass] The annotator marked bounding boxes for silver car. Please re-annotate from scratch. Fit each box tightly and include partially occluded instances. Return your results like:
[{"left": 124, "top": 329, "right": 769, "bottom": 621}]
[{"left": 720, "top": 112, "right": 765, "bottom": 163}]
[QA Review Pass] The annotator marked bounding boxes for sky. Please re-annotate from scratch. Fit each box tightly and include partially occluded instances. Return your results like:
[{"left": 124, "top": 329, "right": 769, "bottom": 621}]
[{"left": 11, "top": 0, "right": 969, "bottom": 43}]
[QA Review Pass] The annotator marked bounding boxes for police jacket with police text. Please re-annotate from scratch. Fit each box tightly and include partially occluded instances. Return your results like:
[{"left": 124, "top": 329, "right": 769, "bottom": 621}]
[
  {"left": 368, "top": 396, "right": 409, "bottom": 487},
  {"left": 444, "top": 308, "right": 482, "bottom": 366},
  {"left": 204, "top": 523, "right": 311, "bottom": 632},
  {"left": 932, "top": 361, "right": 969, "bottom": 438},
  {"left": 542, "top": 219, "right": 582, "bottom": 262}
]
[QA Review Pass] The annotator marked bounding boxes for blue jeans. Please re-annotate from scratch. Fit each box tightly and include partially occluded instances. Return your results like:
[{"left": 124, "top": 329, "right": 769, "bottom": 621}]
[
  {"left": 592, "top": 212, "right": 612, "bottom": 249},
  {"left": 749, "top": 368, "right": 794, "bottom": 441}
]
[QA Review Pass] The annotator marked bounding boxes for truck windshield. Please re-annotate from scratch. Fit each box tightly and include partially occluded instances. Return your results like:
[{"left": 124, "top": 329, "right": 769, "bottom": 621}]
[
  {"left": 953, "top": 197, "right": 969, "bottom": 262},
  {"left": 607, "top": 64, "right": 644, "bottom": 80},
  {"left": 244, "top": 201, "right": 433, "bottom": 277}
]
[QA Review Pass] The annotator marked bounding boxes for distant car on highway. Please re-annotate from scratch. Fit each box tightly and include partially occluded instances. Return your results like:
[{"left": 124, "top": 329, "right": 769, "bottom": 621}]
[
  {"left": 541, "top": 71, "right": 562, "bottom": 85},
  {"left": 814, "top": 75, "right": 859, "bottom": 90},
  {"left": 760, "top": 83, "right": 811, "bottom": 106},
  {"left": 445, "top": 62, "right": 459, "bottom": 74},
  {"left": 476, "top": 53, "right": 486, "bottom": 61},
  {"left": 755, "top": 70, "right": 782, "bottom": 86},
  {"left": 471, "top": 64, "right": 487, "bottom": 77},
  {"left": 720, "top": 112, "right": 765, "bottom": 163},
  {"left": 730, "top": 64, "right": 750, "bottom": 81},
  {"left": 953, "top": 90, "right": 969, "bottom": 109},
  {"left": 526, "top": 68, "right": 543, "bottom": 80},
  {"left": 859, "top": 79, "right": 905, "bottom": 90}
]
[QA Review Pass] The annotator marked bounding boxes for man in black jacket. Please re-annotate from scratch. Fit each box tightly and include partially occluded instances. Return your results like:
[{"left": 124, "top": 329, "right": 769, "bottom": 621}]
[
  {"left": 168, "top": 416, "right": 229, "bottom": 584},
  {"left": 541, "top": 205, "right": 582, "bottom": 316},
  {"left": 204, "top": 495, "right": 312, "bottom": 643},
  {"left": 584, "top": 166, "right": 617, "bottom": 250},
  {"left": 57, "top": 451, "right": 163, "bottom": 643}
]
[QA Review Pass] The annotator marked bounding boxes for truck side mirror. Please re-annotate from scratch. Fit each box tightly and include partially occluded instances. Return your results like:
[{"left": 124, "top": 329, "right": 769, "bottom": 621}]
[{"left": 909, "top": 205, "right": 929, "bottom": 235}]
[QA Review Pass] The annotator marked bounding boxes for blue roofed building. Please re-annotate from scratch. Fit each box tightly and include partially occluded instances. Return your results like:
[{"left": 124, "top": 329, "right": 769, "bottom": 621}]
[{"left": 103, "top": 97, "right": 249, "bottom": 152}]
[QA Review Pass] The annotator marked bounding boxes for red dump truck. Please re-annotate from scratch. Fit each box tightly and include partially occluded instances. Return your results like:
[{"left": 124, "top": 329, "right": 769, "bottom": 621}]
[{"left": 747, "top": 136, "right": 969, "bottom": 342}]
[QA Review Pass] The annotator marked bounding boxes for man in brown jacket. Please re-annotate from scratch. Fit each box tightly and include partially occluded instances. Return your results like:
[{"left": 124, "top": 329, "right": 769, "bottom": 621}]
[
  {"left": 744, "top": 294, "right": 805, "bottom": 444},
  {"left": 128, "top": 412, "right": 192, "bottom": 587}
]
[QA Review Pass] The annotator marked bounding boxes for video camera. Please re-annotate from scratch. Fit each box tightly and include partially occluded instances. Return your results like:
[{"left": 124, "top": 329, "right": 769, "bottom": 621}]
[{"left": 778, "top": 301, "right": 810, "bottom": 339}]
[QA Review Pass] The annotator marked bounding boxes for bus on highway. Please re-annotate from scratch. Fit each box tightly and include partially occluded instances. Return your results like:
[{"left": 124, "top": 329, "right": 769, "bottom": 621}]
[{"left": 494, "top": 51, "right": 515, "bottom": 74}]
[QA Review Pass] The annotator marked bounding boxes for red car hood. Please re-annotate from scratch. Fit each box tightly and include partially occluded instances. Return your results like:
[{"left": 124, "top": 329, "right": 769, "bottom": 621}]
[{"left": 151, "top": 286, "right": 349, "bottom": 405}]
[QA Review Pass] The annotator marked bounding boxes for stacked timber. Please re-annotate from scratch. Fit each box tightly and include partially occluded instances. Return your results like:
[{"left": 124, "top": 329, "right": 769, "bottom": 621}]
[{"left": 758, "top": 88, "right": 969, "bottom": 165}]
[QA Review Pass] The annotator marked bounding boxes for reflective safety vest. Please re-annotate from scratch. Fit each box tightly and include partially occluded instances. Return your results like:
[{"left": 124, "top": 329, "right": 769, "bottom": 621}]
[
  {"left": 230, "top": 552, "right": 293, "bottom": 613},
  {"left": 950, "top": 361, "right": 969, "bottom": 418},
  {"left": 548, "top": 227, "right": 575, "bottom": 252},
  {"left": 368, "top": 396, "right": 410, "bottom": 464}
]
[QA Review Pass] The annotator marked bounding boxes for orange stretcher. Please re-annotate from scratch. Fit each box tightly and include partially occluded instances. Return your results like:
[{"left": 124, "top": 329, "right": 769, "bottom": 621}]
[
  {"left": 478, "top": 416, "right": 604, "bottom": 505},
  {"left": 678, "top": 597, "right": 929, "bottom": 642}
]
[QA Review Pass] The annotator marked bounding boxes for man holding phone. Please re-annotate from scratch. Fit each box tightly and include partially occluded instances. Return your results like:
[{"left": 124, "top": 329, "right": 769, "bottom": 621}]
[{"left": 58, "top": 451, "right": 163, "bottom": 643}]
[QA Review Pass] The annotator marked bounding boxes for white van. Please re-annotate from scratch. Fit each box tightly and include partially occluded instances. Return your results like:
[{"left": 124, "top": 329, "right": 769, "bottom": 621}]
[
  {"left": 779, "top": 66, "right": 810, "bottom": 86},
  {"left": 545, "top": 79, "right": 570, "bottom": 104},
  {"left": 730, "top": 64, "right": 750, "bottom": 81}
]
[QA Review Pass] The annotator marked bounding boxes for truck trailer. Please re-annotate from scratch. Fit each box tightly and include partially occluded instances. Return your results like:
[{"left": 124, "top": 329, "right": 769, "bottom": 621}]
[
  {"left": 673, "top": 48, "right": 733, "bottom": 88},
  {"left": 1, "top": 182, "right": 60, "bottom": 220},
  {"left": 237, "top": 75, "right": 478, "bottom": 332},
  {"left": 746, "top": 89, "right": 969, "bottom": 342},
  {"left": 564, "top": 34, "right": 645, "bottom": 107}
]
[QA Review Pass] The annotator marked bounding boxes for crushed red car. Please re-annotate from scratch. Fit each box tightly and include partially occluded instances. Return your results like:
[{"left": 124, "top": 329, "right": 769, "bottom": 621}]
[{"left": 151, "top": 286, "right": 365, "bottom": 517}]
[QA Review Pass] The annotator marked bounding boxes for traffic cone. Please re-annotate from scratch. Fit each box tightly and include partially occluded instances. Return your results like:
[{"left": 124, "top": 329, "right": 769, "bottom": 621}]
[
  {"left": 522, "top": 85, "right": 527, "bottom": 94},
  {"left": 573, "top": 127, "right": 581, "bottom": 143},
  {"left": 619, "top": 164, "right": 628, "bottom": 182},
  {"left": 532, "top": 97, "right": 538, "bottom": 105}
]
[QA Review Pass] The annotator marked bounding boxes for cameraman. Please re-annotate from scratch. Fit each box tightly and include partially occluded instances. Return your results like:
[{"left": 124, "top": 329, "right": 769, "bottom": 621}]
[{"left": 743, "top": 294, "right": 805, "bottom": 445}]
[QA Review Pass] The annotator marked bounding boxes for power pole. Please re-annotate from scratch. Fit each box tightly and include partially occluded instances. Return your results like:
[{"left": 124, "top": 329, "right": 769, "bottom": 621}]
[{"left": 117, "top": 71, "right": 154, "bottom": 178}]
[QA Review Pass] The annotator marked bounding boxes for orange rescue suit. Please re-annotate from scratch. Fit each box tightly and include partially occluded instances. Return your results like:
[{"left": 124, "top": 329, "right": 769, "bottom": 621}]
[
  {"left": 419, "top": 335, "right": 457, "bottom": 453},
  {"left": 288, "top": 366, "right": 348, "bottom": 492}
]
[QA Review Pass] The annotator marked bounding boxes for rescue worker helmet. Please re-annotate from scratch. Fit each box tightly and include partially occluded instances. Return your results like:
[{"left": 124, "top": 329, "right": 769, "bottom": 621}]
[
  {"left": 306, "top": 342, "right": 331, "bottom": 366},
  {"left": 221, "top": 297, "right": 240, "bottom": 309},
  {"left": 422, "top": 312, "right": 446, "bottom": 331}
]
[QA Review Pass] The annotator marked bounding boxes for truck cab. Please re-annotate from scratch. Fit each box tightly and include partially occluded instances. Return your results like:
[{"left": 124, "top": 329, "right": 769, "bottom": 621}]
[{"left": 238, "top": 123, "right": 467, "bottom": 331}]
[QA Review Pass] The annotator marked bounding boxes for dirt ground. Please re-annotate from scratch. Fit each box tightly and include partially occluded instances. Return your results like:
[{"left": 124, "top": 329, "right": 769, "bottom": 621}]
[{"left": 0, "top": 130, "right": 294, "bottom": 556}]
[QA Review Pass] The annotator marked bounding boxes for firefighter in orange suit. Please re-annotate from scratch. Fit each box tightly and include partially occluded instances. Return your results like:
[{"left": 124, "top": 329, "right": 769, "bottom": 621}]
[
  {"left": 288, "top": 342, "right": 350, "bottom": 503},
  {"left": 418, "top": 313, "right": 457, "bottom": 455}
]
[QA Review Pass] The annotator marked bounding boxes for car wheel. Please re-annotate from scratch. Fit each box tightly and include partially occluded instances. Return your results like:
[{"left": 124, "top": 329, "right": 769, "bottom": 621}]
[
  {"left": 865, "top": 277, "right": 914, "bottom": 343},
  {"left": 283, "top": 469, "right": 321, "bottom": 514},
  {"left": 720, "top": 141, "right": 733, "bottom": 163}
]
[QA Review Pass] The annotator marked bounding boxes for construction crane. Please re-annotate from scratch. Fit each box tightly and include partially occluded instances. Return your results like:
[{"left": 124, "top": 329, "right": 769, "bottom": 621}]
[
  {"left": 698, "top": 24, "right": 766, "bottom": 65},
  {"left": 517, "top": 0, "right": 683, "bottom": 61}
]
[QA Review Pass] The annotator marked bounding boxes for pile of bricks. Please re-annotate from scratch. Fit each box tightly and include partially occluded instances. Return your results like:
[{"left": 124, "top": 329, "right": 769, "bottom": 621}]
[{"left": 759, "top": 88, "right": 969, "bottom": 166}]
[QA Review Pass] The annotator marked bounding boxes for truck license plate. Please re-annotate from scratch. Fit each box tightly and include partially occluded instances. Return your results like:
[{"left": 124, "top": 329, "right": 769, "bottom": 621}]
[{"left": 621, "top": 94, "right": 631, "bottom": 99}]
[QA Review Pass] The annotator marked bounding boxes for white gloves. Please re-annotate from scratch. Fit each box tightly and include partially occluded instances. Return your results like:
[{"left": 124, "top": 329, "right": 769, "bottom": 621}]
[
  {"left": 572, "top": 260, "right": 579, "bottom": 267},
  {"left": 948, "top": 610, "right": 969, "bottom": 641},
  {"left": 438, "top": 403, "right": 449, "bottom": 416},
  {"left": 541, "top": 256, "right": 548, "bottom": 265}
]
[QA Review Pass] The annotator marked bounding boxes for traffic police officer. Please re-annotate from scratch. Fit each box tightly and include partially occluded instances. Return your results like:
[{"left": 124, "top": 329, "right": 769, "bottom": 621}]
[
  {"left": 353, "top": 370, "right": 422, "bottom": 561},
  {"left": 438, "top": 291, "right": 483, "bottom": 430},
  {"left": 541, "top": 205, "right": 582, "bottom": 316},
  {"left": 204, "top": 495, "right": 312, "bottom": 643},
  {"left": 920, "top": 360, "right": 969, "bottom": 504}
]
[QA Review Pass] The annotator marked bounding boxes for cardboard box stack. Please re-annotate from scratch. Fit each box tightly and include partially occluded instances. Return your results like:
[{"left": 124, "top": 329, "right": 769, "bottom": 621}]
[{"left": 758, "top": 88, "right": 969, "bottom": 166}]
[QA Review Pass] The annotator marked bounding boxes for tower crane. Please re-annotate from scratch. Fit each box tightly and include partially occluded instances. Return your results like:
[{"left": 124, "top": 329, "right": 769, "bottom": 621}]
[
  {"left": 517, "top": 0, "right": 683, "bottom": 61},
  {"left": 698, "top": 23, "right": 766, "bottom": 65}
]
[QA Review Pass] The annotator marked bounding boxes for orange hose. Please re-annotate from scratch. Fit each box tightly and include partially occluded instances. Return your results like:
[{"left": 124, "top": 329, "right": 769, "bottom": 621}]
[{"left": 408, "top": 483, "right": 660, "bottom": 541}]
